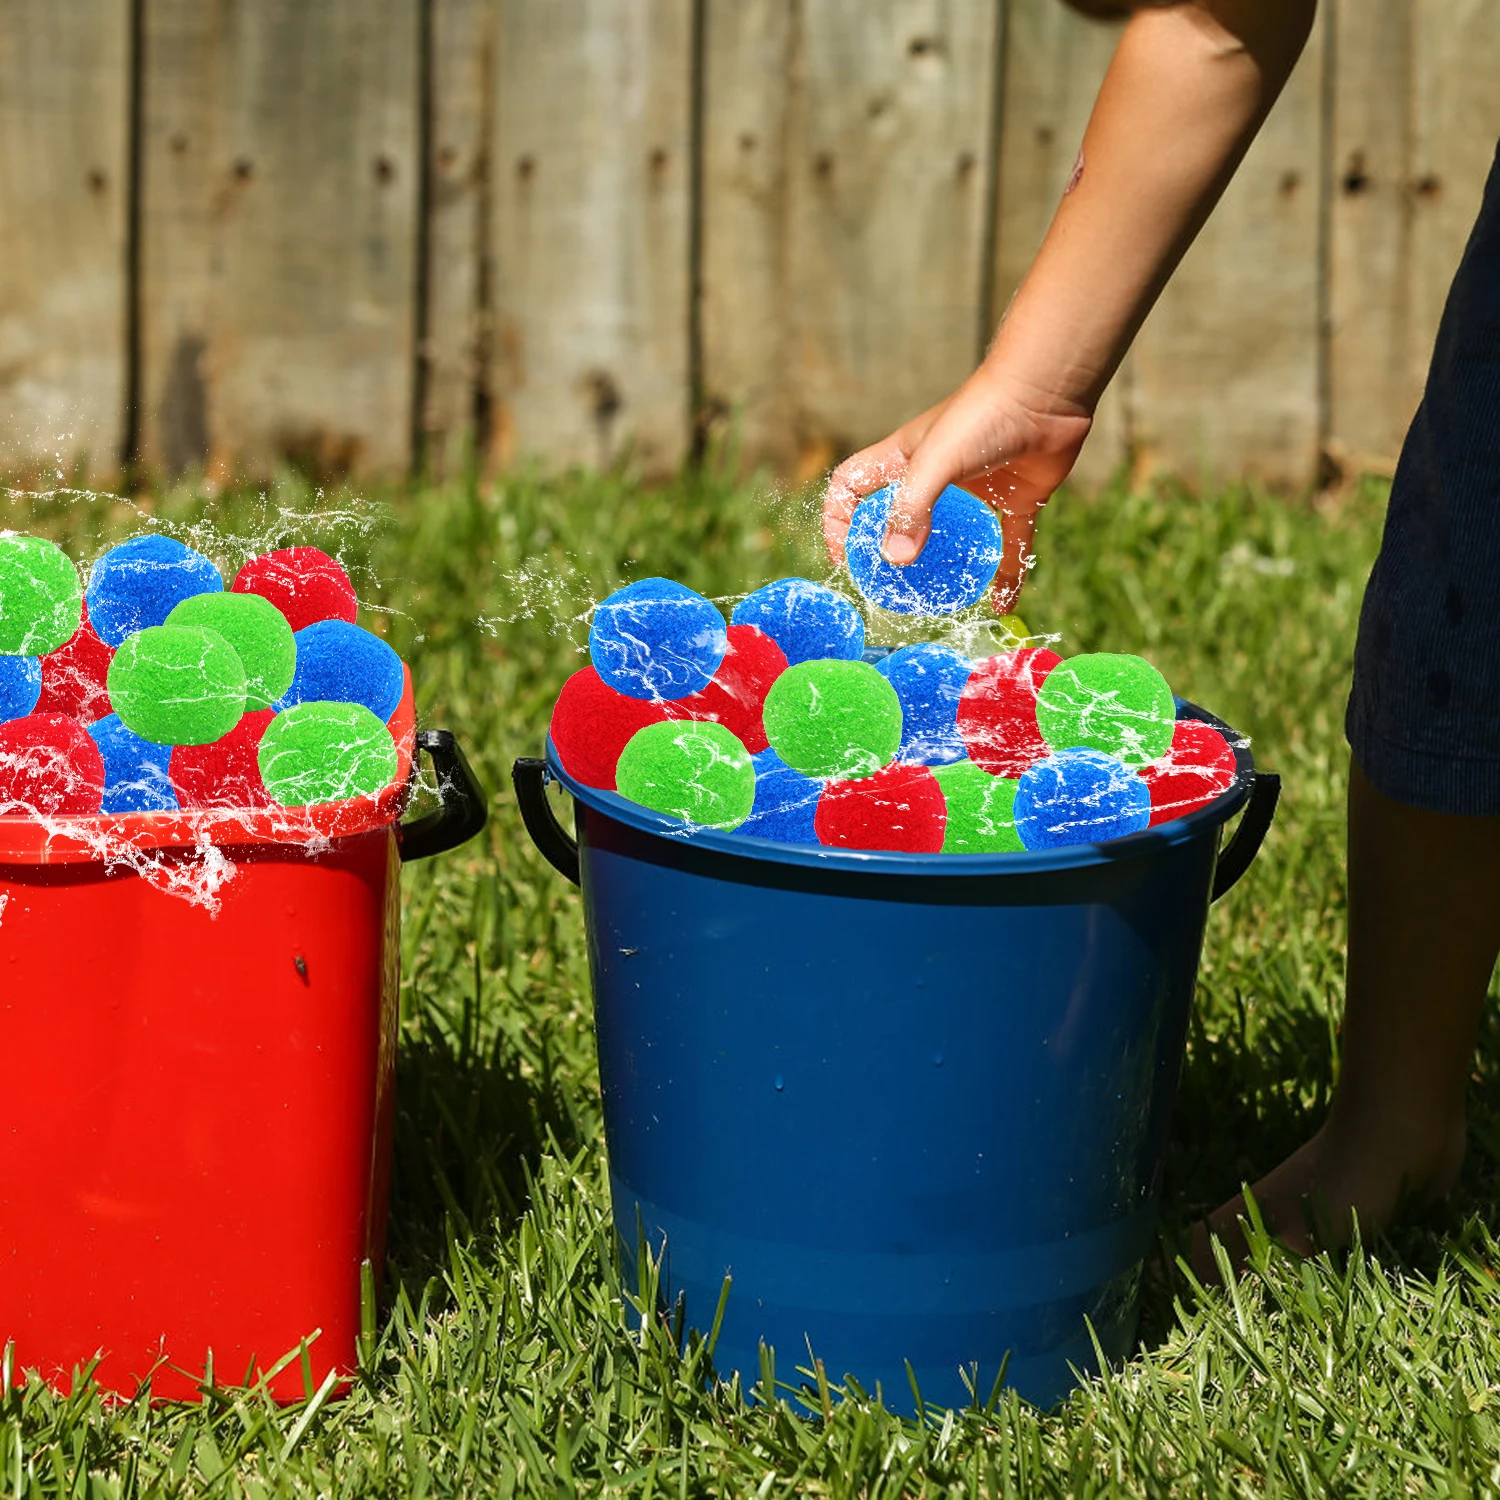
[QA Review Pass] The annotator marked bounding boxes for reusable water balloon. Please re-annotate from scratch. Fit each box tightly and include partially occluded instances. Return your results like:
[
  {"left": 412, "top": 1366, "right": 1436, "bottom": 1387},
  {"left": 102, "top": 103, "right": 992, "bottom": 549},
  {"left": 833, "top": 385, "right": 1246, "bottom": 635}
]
[
  {"left": 738, "top": 747, "right": 822, "bottom": 844},
  {"left": 1139, "top": 719, "right": 1237, "bottom": 826},
  {"left": 107, "top": 625, "right": 249, "bottom": 747},
  {"left": 258, "top": 701, "right": 398, "bottom": 807},
  {"left": 1035, "top": 652, "right": 1175, "bottom": 768},
  {"left": 166, "top": 591, "right": 296, "bottom": 712},
  {"left": 232, "top": 546, "right": 358, "bottom": 632},
  {"left": 667, "top": 623, "right": 787, "bottom": 754},
  {"left": 730, "top": 578, "right": 864, "bottom": 666},
  {"left": 0, "top": 712, "right": 106, "bottom": 816},
  {"left": 762, "top": 659, "right": 902, "bottom": 781},
  {"left": 170, "top": 709, "right": 276, "bottom": 810},
  {"left": 36, "top": 605, "right": 113, "bottom": 722},
  {"left": 589, "top": 578, "right": 728, "bottom": 702},
  {"left": 615, "top": 720, "right": 755, "bottom": 830},
  {"left": 0, "top": 656, "right": 42, "bottom": 724},
  {"left": 932, "top": 761, "right": 1024, "bottom": 853},
  {"left": 88, "top": 713, "right": 178, "bottom": 814},
  {"left": 875, "top": 642, "right": 971, "bottom": 765},
  {"left": 815, "top": 762, "right": 947, "bottom": 853},
  {"left": 280, "top": 619, "right": 405, "bottom": 722},
  {"left": 86, "top": 536, "right": 222, "bottom": 648},
  {"left": 550, "top": 666, "right": 669, "bottom": 791},
  {"left": 956, "top": 648, "right": 1062, "bottom": 775},
  {"left": 1014, "top": 748, "right": 1151, "bottom": 850},
  {"left": 845, "top": 485, "right": 1003, "bottom": 616},
  {"left": 0, "top": 534, "right": 83, "bottom": 657}
]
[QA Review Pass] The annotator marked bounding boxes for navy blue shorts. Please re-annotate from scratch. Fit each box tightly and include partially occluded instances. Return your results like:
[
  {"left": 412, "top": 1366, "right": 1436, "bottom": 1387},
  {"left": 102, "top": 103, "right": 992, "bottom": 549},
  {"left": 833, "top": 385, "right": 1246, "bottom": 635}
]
[{"left": 1346, "top": 140, "right": 1500, "bottom": 815}]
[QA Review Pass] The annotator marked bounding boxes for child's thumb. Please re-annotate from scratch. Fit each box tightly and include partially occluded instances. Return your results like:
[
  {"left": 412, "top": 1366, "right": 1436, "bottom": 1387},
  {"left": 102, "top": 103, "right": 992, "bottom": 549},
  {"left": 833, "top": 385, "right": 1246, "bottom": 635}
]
[{"left": 880, "top": 467, "right": 946, "bottom": 565}]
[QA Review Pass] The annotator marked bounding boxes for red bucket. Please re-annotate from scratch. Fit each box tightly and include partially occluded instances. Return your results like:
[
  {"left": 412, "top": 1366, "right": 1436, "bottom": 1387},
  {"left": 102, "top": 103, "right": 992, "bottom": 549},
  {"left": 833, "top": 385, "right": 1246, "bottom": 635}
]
[{"left": 0, "top": 700, "right": 486, "bottom": 1402}]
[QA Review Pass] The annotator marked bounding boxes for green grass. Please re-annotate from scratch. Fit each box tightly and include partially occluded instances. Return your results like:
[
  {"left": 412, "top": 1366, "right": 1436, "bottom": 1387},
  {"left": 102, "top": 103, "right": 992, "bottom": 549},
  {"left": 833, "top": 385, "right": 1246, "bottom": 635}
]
[{"left": 7, "top": 464, "right": 1500, "bottom": 1496}]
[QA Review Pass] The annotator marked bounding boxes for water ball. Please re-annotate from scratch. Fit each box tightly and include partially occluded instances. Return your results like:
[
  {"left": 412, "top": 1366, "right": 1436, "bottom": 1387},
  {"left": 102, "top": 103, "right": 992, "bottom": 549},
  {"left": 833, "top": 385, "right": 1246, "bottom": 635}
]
[
  {"left": 738, "top": 747, "right": 822, "bottom": 844},
  {"left": 1035, "top": 652, "right": 1175, "bottom": 768},
  {"left": 730, "top": 578, "right": 864, "bottom": 666},
  {"left": 107, "top": 624, "right": 248, "bottom": 746},
  {"left": 166, "top": 591, "right": 296, "bottom": 711},
  {"left": 259, "top": 701, "right": 399, "bottom": 807},
  {"left": 280, "top": 619, "right": 405, "bottom": 721},
  {"left": 0, "top": 656, "right": 42, "bottom": 724},
  {"left": 550, "top": 665, "right": 669, "bottom": 791},
  {"left": 844, "top": 485, "right": 1003, "bottom": 616},
  {"left": 1014, "top": 748, "right": 1150, "bottom": 849},
  {"left": 0, "top": 712, "right": 106, "bottom": 816},
  {"left": 763, "top": 658, "right": 902, "bottom": 780},
  {"left": 86, "top": 535, "right": 222, "bottom": 648},
  {"left": 0, "top": 534, "right": 83, "bottom": 656},
  {"left": 668, "top": 623, "right": 787, "bottom": 753},
  {"left": 170, "top": 709, "right": 277, "bottom": 810},
  {"left": 88, "top": 713, "right": 178, "bottom": 814},
  {"left": 231, "top": 546, "right": 358, "bottom": 632},
  {"left": 615, "top": 720, "right": 755, "bottom": 829},
  {"left": 36, "top": 603, "right": 114, "bottom": 722},
  {"left": 956, "top": 648, "right": 1062, "bottom": 775},
  {"left": 875, "top": 642, "right": 971, "bottom": 765},
  {"left": 932, "top": 761, "right": 1024, "bottom": 853},
  {"left": 815, "top": 763, "right": 947, "bottom": 853},
  {"left": 994, "top": 612, "right": 1031, "bottom": 647},
  {"left": 1140, "top": 719, "right": 1237, "bottom": 826},
  {"left": 589, "top": 578, "right": 728, "bottom": 701}
]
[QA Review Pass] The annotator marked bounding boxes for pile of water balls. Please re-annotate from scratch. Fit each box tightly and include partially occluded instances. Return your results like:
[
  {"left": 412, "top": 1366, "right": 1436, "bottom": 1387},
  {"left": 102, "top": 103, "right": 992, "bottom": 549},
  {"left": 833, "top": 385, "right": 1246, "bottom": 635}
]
[
  {"left": 550, "top": 575, "right": 1239, "bottom": 854},
  {"left": 0, "top": 532, "right": 410, "bottom": 818}
]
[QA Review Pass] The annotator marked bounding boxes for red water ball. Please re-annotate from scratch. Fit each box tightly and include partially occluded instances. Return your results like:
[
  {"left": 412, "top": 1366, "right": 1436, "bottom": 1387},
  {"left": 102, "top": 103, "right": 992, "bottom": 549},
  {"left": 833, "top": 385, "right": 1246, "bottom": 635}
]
[
  {"left": 957, "top": 647, "right": 1062, "bottom": 776},
  {"left": 35, "top": 602, "right": 114, "bottom": 723},
  {"left": 1139, "top": 719, "right": 1237, "bottom": 826},
  {"left": 551, "top": 666, "right": 670, "bottom": 790},
  {"left": 231, "top": 547, "right": 358, "bottom": 633},
  {"left": 169, "top": 709, "right": 277, "bottom": 810},
  {"left": 666, "top": 623, "right": 787, "bottom": 753},
  {"left": 0, "top": 712, "right": 106, "bottom": 816},
  {"left": 815, "top": 763, "right": 946, "bottom": 853}
]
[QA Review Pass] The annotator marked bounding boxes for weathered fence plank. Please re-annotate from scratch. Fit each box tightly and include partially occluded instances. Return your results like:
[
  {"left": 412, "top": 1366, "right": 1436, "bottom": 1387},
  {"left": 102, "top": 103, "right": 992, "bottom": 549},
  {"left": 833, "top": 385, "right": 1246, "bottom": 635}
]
[
  {"left": 989, "top": 0, "right": 1125, "bottom": 490},
  {"left": 137, "top": 0, "right": 420, "bottom": 482},
  {"left": 419, "top": 0, "right": 494, "bottom": 479},
  {"left": 489, "top": 0, "right": 694, "bottom": 476},
  {"left": 779, "top": 0, "right": 1002, "bottom": 470},
  {"left": 1130, "top": 15, "right": 1328, "bottom": 488},
  {"left": 0, "top": 0, "right": 130, "bottom": 486}
]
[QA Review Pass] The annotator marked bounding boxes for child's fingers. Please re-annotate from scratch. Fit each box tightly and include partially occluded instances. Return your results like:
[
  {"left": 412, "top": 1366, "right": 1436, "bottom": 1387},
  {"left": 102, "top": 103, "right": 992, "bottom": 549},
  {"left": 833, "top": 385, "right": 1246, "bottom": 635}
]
[{"left": 823, "top": 445, "right": 908, "bottom": 566}]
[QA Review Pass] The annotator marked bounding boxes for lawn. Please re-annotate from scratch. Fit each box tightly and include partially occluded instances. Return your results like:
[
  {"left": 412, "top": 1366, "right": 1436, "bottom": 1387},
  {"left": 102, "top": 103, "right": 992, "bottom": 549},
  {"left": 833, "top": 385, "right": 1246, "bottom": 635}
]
[{"left": 6, "top": 463, "right": 1500, "bottom": 1496}]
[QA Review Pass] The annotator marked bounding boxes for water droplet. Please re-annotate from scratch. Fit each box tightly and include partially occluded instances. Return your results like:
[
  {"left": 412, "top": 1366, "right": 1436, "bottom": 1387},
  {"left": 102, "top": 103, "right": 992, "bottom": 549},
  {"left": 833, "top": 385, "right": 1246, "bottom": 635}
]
[
  {"left": 933, "top": 1052, "right": 944, "bottom": 1067},
  {"left": 773, "top": 1075, "right": 784, "bottom": 1092}
]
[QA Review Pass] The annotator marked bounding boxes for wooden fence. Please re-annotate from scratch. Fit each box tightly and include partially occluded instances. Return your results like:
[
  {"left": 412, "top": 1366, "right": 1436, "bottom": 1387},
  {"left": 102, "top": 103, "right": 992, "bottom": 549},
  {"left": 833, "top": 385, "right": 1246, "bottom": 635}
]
[{"left": 2, "top": 0, "right": 1496, "bottom": 493}]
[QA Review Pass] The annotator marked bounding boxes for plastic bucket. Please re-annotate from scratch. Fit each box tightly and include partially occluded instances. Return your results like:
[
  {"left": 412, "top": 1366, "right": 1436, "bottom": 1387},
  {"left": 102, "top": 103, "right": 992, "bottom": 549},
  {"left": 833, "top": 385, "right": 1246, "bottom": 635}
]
[
  {"left": 513, "top": 700, "right": 1278, "bottom": 1411},
  {"left": 0, "top": 712, "right": 487, "bottom": 1402}
]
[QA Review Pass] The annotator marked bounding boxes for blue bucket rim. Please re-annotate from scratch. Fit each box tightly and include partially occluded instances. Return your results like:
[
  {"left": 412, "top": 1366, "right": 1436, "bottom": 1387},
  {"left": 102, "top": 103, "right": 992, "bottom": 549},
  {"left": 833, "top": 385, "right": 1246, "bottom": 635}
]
[{"left": 544, "top": 697, "right": 1255, "bottom": 880}]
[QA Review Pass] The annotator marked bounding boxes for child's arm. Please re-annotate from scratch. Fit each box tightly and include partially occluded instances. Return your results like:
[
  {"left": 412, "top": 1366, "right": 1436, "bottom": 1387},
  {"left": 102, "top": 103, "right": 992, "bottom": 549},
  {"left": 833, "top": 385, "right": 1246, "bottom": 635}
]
[{"left": 823, "top": 0, "right": 1316, "bottom": 612}]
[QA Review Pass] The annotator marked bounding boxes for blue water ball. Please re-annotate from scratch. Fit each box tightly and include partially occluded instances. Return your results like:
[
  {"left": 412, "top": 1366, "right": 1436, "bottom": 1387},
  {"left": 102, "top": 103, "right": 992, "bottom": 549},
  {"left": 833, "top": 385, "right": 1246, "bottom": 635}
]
[
  {"left": 88, "top": 712, "right": 178, "bottom": 813},
  {"left": 730, "top": 578, "right": 864, "bottom": 666},
  {"left": 589, "top": 578, "right": 728, "bottom": 702},
  {"left": 86, "top": 535, "right": 223, "bottom": 648},
  {"left": 845, "top": 485, "right": 1003, "bottom": 616},
  {"left": 279, "top": 619, "right": 406, "bottom": 721},
  {"left": 0, "top": 655, "right": 42, "bottom": 724},
  {"left": 738, "top": 747, "right": 822, "bottom": 844},
  {"left": 875, "top": 642, "right": 971, "bottom": 765},
  {"left": 1015, "top": 748, "right": 1150, "bottom": 849}
]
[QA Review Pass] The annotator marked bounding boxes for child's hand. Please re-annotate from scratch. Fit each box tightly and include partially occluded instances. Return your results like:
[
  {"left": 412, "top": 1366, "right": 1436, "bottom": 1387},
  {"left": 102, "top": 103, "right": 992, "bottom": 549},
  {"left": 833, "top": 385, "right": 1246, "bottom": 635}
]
[{"left": 823, "top": 370, "right": 1091, "bottom": 614}]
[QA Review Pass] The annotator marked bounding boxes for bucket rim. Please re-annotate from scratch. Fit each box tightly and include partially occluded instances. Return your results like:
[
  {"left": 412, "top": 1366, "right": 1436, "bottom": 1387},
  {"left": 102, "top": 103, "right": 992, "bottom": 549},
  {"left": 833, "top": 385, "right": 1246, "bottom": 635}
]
[{"left": 546, "top": 698, "right": 1255, "bottom": 879}]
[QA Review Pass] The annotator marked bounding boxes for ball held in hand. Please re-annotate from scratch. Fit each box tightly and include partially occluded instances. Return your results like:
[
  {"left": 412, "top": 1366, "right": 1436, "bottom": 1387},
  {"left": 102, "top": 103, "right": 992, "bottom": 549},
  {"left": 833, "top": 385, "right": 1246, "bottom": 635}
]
[{"left": 845, "top": 485, "right": 1003, "bottom": 616}]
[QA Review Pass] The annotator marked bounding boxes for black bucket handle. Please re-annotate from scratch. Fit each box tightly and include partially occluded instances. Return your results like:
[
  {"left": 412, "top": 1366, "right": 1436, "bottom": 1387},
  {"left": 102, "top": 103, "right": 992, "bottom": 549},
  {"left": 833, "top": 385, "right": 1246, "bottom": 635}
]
[
  {"left": 512, "top": 756, "right": 1278, "bottom": 900},
  {"left": 397, "top": 730, "right": 489, "bottom": 862}
]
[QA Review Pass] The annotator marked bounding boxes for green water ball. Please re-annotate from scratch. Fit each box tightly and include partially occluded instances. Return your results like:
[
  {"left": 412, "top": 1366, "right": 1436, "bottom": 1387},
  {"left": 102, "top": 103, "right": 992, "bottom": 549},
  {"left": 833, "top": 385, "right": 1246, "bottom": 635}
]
[
  {"left": 166, "top": 589, "right": 296, "bottom": 710},
  {"left": 258, "top": 701, "right": 398, "bottom": 806},
  {"left": 762, "top": 658, "right": 902, "bottom": 780},
  {"left": 107, "top": 624, "right": 248, "bottom": 746},
  {"left": 0, "top": 534, "right": 83, "bottom": 656},
  {"left": 1035, "top": 652, "right": 1175, "bottom": 768},
  {"left": 615, "top": 720, "right": 755, "bottom": 829},
  {"left": 932, "top": 761, "right": 1024, "bottom": 853}
]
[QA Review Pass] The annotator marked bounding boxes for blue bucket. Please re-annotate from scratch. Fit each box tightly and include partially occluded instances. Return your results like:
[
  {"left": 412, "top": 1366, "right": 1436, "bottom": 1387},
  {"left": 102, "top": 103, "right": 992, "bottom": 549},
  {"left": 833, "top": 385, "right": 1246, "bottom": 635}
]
[{"left": 513, "top": 699, "right": 1277, "bottom": 1412}]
